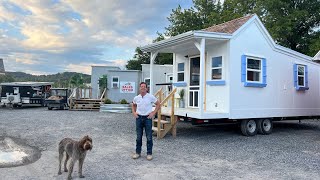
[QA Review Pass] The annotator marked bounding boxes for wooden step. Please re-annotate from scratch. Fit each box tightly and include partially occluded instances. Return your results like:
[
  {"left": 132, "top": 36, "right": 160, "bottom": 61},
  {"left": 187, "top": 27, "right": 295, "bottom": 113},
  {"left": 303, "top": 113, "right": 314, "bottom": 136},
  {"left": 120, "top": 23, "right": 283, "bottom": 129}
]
[
  {"left": 152, "top": 127, "right": 164, "bottom": 132},
  {"left": 74, "top": 101, "right": 101, "bottom": 104},
  {"left": 153, "top": 119, "right": 170, "bottom": 124}
]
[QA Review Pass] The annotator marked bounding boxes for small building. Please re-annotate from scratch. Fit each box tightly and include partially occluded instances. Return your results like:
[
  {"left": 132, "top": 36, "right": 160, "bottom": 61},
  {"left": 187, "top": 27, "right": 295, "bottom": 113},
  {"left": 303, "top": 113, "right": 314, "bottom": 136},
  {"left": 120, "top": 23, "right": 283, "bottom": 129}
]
[
  {"left": 141, "top": 64, "right": 173, "bottom": 95},
  {"left": 105, "top": 69, "right": 141, "bottom": 103},
  {"left": 91, "top": 64, "right": 173, "bottom": 103},
  {"left": 141, "top": 14, "right": 320, "bottom": 121},
  {"left": 91, "top": 66, "right": 121, "bottom": 99},
  {"left": 0, "top": 59, "right": 5, "bottom": 75}
]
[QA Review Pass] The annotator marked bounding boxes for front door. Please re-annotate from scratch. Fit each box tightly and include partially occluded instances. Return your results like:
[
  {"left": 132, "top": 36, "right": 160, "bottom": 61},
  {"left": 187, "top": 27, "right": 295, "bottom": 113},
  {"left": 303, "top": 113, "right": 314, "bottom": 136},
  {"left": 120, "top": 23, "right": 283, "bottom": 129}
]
[{"left": 189, "top": 56, "right": 200, "bottom": 108}]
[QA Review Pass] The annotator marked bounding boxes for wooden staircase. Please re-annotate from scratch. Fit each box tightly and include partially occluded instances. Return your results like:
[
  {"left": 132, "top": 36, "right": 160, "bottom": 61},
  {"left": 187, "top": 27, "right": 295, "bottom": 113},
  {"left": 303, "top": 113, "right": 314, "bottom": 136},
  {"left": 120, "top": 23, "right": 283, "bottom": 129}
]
[
  {"left": 69, "top": 99, "right": 102, "bottom": 111},
  {"left": 152, "top": 88, "right": 178, "bottom": 139},
  {"left": 68, "top": 88, "right": 105, "bottom": 111}
]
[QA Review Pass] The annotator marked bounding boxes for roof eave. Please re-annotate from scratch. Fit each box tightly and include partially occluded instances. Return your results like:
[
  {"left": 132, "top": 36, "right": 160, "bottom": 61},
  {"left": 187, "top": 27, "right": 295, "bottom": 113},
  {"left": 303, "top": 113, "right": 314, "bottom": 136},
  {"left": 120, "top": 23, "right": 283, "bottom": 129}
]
[
  {"left": 140, "top": 31, "right": 232, "bottom": 52},
  {"left": 140, "top": 31, "right": 194, "bottom": 52}
]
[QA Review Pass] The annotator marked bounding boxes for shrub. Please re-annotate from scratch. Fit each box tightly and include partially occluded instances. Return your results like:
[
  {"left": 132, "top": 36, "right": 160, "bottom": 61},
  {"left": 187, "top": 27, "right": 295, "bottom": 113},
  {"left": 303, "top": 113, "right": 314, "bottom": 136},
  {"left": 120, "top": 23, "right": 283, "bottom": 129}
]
[
  {"left": 178, "top": 89, "right": 185, "bottom": 99},
  {"left": 104, "top": 98, "right": 112, "bottom": 104},
  {"left": 120, "top": 99, "right": 128, "bottom": 104}
]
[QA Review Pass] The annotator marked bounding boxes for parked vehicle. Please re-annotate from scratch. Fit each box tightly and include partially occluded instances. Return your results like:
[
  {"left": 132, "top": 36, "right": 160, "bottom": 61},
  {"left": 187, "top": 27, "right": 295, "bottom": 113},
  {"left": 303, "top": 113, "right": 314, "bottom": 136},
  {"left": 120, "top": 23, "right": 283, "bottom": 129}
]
[
  {"left": 0, "top": 82, "right": 52, "bottom": 107},
  {"left": 45, "top": 88, "right": 70, "bottom": 110}
]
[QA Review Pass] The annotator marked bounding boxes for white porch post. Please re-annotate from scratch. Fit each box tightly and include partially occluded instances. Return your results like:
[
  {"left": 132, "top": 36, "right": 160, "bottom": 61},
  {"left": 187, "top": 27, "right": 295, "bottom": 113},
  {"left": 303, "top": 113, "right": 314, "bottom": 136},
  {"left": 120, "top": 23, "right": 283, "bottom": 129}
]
[
  {"left": 199, "top": 38, "right": 205, "bottom": 115},
  {"left": 149, "top": 51, "right": 158, "bottom": 94}
]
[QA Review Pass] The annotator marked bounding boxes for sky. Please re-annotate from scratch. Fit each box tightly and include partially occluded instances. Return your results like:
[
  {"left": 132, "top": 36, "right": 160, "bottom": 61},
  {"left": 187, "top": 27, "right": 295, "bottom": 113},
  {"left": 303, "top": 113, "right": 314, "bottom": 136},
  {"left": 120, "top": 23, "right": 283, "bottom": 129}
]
[{"left": 0, "top": 0, "right": 193, "bottom": 75}]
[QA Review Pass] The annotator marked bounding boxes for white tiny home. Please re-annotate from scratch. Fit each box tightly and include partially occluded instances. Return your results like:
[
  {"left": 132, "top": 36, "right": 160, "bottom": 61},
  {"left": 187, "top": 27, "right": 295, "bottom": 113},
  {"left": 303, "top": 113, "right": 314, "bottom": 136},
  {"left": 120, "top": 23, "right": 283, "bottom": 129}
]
[{"left": 141, "top": 15, "right": 320, "bottom": 136}]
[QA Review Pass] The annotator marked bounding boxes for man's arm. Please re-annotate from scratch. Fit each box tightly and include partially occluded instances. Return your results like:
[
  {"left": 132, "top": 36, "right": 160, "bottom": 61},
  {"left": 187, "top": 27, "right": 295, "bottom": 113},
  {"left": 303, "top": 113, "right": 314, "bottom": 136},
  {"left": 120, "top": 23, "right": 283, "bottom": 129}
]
[
  {"left": 132, "top": 103, "right": 138, "bottom": 118},
  {"left": 148, "top": 100, "right": 160, "bottom": 119}
]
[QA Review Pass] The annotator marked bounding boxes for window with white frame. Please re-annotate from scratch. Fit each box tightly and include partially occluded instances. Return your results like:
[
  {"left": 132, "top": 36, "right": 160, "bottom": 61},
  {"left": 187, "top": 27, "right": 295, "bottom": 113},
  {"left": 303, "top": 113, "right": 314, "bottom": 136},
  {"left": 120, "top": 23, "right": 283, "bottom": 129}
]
[
  {"left": 241, "top": 55, "right": 267, "bottom": 87},
  {"left": 297, "top": 65, "right": 305, "bottom": 86},
  {"left": 144, "top": 78, "right": 150, "bottom": 87},
  {"left": 211, "top": 56, "right": 222, "bottom": 80},
  {"left": 177, "top": 63, "right": 184, "bottom": 82},
  {"left": 111, "top": 76, "right": 119, "bottom": 88},
  {"left": 293, "top": 64, "right": 309, "bottom": 90},
  {"left": 247, "top": 57, "right": 261, "bottom": 82}
]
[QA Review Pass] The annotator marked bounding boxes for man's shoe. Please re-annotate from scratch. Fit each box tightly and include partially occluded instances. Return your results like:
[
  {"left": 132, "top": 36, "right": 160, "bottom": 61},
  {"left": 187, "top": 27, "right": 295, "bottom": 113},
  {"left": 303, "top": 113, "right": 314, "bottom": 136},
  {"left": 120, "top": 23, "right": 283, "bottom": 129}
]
[
  {"left": 132, "top": 153, "right": 141, "bottom": 159},
  {"left": 146, "top": 155, "right": 153, "bottom": 161}
]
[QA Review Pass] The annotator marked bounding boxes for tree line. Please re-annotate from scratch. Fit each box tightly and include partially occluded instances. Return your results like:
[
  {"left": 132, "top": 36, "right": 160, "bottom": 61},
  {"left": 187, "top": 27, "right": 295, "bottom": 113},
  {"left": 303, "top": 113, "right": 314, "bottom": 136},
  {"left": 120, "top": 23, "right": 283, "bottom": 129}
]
[
  {"left": 0, "top": 72, "right": 91, "bottom": 88},
  {"left": 126, "top": 0, "right": 320, "bottom": 70}
]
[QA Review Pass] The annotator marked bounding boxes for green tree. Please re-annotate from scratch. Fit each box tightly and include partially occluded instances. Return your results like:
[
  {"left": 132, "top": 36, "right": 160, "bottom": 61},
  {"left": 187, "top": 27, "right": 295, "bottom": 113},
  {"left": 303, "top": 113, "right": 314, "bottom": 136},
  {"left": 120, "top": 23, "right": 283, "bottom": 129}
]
[
  {"left": 126, "top": 47, "right": 150, "bottom": 70},
  {"left": 98, "top": 75, "right": 108, "bottom": 90},
  {"left": 98, "top": 75, "right": 108, "bottom": 98},
  {"left": 254, "top": 0, "right": 320, "bottom": 56},
  {"left": 69, "top": 74, "right": 85, "bottom": 88},
  {"left": 0, "top": 75, "right": 15, "bottom": 83}
]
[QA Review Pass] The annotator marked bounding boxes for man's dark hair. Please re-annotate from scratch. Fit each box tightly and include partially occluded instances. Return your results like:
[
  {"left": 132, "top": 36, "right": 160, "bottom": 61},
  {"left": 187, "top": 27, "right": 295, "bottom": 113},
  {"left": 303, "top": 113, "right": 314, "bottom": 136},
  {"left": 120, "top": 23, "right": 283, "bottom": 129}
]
[{"left": 140, "top": 82, "right": 147, "bottom": 88}]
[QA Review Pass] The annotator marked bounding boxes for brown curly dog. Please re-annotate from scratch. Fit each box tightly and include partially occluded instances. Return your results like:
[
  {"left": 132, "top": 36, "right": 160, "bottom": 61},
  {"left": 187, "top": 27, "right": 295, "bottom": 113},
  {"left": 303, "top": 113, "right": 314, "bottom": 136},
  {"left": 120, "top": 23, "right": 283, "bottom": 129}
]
[{"left": 58, "top": 135, "right": 93, "bottom": 179}]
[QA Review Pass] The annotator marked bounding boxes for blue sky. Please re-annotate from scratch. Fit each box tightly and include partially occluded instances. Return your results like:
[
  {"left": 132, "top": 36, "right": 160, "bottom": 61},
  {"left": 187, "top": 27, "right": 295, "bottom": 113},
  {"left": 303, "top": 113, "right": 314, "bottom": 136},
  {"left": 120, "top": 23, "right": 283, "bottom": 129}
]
[{"left": 0, "top": 0, "right": 193, "bottom": 75}]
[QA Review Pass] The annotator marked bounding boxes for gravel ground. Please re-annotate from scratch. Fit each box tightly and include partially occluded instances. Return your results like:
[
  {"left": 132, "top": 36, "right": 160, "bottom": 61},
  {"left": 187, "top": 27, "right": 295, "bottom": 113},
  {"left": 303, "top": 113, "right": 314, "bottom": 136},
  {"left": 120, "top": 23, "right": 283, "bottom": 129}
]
[{"left": 0, "top": 107, "right": 320, "bottom": 180}]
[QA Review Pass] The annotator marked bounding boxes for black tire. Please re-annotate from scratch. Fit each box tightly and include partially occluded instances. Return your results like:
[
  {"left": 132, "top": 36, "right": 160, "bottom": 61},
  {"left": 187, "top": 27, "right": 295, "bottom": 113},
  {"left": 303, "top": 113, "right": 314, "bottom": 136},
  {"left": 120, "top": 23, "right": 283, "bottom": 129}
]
[
  {"left": 257, "top": 119, "right": 273, "bottom": 135},
  {"left": 48, "top": 107, "right": 53, "bottom": 110},
  {"left": 240, "top": 119, "right": 258, "bottom": 136}
]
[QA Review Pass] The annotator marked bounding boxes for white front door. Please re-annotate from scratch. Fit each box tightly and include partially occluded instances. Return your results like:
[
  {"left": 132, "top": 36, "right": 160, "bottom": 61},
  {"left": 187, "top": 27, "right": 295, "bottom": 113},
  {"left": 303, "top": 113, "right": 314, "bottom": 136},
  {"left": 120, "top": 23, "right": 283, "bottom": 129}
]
[{"left": 189, "top": 56, "right": 200, "bottom": 108}]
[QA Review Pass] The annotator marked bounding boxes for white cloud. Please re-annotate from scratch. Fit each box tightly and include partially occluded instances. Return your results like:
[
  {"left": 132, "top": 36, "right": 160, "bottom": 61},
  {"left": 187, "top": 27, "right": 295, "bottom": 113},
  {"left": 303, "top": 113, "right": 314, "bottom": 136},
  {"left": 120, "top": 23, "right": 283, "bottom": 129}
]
[
  {"left": 1, "top": 0, "right": 193, "bottom": 75},
  {"left": 21, "top": 26, "right": 66, "bottom": 50}
]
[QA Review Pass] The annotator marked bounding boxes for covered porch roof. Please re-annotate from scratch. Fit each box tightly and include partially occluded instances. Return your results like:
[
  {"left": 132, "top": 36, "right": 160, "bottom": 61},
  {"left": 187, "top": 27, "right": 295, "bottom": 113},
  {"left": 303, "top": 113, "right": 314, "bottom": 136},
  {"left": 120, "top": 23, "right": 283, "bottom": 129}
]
[{"left": 141, "top": 31, "right": 232, "bottom": 53}]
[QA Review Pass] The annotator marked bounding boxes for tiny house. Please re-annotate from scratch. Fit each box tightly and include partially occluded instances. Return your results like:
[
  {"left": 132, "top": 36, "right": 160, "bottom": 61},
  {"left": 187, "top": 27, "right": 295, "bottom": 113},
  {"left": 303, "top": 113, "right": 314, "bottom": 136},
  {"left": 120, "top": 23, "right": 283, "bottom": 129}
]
[{"left": 141, "top": 14, "right": 320, "bottom": 136}]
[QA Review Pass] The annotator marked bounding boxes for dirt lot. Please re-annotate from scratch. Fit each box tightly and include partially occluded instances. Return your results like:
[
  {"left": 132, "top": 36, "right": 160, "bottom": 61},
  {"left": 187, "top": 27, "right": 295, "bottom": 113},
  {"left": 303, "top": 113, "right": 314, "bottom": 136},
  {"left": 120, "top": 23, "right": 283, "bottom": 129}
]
[{"left": 0, "top": 107, "right": 320, "bottom": 180}]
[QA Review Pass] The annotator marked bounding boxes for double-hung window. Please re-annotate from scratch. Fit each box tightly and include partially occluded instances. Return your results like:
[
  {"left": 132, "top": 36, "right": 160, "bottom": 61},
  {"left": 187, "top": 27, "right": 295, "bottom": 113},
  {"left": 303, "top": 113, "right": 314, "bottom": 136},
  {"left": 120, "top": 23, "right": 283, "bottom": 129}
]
[
  {"left": 247, "top": 58, "right": 261, "bottom": 82},
  {"left": 241, "top": 55, "right": 267, "bottom": 87},
  {"left": 177, "top": 63, "right": 185, "bottom": 82},
  {"left": 112, "top": 76, "right": 119, "bottom": 88},
  {"left": 211, "top": 56, "right": 222, "bottom": 80},
  {"left": 293, "top": 64, "right": 309, "bottom": 90},
  {"left": 206, "top": 56, "right": 225, "bottom": 86}
]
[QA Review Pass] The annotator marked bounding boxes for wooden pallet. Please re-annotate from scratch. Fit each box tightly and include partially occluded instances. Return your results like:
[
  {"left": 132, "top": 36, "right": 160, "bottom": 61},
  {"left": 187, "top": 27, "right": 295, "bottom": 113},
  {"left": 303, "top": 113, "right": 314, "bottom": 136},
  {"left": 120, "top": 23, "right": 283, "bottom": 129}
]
[{"left": 70, "top": 98, "right": 102, "bottom": 111}]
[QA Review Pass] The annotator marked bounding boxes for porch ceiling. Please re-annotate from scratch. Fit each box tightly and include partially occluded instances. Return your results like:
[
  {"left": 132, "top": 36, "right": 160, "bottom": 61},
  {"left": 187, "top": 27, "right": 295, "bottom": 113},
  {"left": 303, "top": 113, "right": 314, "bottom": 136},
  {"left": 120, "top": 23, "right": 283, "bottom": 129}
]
[
  {"left": 160, "top": 39, "right": 227, "bottom": 54},
  {"left": 141, "top": 31, "right": 231, "bottom": 54}
]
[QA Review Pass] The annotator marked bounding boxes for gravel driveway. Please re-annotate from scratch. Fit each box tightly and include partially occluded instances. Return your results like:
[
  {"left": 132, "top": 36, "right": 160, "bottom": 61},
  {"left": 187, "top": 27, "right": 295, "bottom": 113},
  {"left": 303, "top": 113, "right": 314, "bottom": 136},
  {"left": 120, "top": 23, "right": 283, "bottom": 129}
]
[{"left": 0, "top": 107, "right": 320, "bottom": 180}]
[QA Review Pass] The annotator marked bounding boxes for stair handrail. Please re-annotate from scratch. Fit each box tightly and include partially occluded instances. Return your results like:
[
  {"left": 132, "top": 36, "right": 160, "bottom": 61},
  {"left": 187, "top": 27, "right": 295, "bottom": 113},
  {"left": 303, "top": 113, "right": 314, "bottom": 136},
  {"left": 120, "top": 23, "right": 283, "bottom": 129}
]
[
  {"left": 159, "top": 88, "right": 177, "bottom": 106},
  {"left": 154, "top": 87, "right": 163, "bottom": 98},
  {"left": 67, "top": 88, "right": 77, "bottom": 108},
  {"left": 156, "top": 88, "right": 177, "bottom": 138},
  {"left": 100, "top": 88, "right": 106, "bottom": 101}
]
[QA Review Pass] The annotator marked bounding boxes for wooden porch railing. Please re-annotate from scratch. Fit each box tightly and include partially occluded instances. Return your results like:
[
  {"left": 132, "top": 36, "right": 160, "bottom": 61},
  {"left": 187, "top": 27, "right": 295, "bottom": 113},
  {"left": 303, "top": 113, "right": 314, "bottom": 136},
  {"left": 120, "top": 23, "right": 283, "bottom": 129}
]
[{"left": 153, "top": 88, "right": 177, "bottom": 139}]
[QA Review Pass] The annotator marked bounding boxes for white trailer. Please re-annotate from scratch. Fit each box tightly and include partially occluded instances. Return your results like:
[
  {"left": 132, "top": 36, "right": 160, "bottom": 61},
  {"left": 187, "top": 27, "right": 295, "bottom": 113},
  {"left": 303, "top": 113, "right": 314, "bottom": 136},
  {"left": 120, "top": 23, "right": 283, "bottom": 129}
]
[
  {"left": 141, "top": 14, "right": 320, "bottom": 136},
  {"left": 0, "top": 82, "right": 53, "bottom": 107}
]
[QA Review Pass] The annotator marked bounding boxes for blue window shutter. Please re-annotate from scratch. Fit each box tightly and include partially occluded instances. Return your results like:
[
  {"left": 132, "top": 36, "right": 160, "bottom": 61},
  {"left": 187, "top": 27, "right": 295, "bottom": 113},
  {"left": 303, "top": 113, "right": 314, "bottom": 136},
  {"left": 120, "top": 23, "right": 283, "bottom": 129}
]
[
  {"left": 305, "top": 65, "right": 308, "bottom": 88},
  {"left": 241, "top": 55, "right": 246, "bottom": 82},
  {"left": 262, "top": 58, "right": 267, "bottom": 85},
  {"left": 293, "top": 64, "right": 298, "bottom": 89}
]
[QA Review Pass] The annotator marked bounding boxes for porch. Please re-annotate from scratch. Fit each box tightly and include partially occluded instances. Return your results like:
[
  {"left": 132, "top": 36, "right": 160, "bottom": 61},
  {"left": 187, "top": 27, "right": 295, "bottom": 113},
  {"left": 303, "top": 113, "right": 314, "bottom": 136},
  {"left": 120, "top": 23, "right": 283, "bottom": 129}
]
[{"left": 160, "top": 106, "right": 229, "bottom": 119}]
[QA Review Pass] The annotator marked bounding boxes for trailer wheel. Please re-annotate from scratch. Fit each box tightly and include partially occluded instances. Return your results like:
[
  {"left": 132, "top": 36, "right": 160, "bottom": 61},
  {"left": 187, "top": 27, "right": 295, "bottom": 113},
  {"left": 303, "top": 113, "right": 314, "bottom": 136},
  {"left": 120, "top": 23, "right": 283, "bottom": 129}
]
[
  {"left": 257, "top": 119, "right": 273, "bottom": 135},
  {"left": 240, "top": 119, "right": 257, "bottom": 136}
]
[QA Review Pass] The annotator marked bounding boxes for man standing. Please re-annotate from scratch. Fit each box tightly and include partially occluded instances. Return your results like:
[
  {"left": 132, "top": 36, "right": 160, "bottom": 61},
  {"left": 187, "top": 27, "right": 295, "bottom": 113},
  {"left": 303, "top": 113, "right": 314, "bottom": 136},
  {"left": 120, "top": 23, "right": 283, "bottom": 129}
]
[{"left": 132, "top": 82, "right": 160, "bottom": 160}]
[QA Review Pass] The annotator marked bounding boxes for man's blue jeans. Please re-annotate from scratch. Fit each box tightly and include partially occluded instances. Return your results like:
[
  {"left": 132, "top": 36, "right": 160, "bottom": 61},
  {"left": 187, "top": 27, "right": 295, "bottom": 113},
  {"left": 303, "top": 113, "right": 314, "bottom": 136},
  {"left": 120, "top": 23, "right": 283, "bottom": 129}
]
[{"left": 136, "top": 115, "right": 153, "bottom": 155}]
